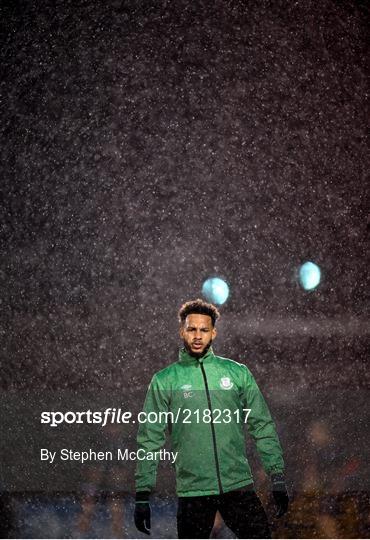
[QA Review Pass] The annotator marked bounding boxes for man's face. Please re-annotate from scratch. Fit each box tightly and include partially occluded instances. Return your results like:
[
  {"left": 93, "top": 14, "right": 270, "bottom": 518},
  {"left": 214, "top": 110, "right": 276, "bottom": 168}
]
[{"left": 180, "top": 313, "right": 217, "bottom": 358}]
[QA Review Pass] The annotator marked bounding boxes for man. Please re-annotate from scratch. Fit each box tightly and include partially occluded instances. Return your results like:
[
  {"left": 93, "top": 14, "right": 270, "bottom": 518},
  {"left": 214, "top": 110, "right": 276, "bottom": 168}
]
[{"left": 134, "top": 299, "right": 289, "bottom": 538}]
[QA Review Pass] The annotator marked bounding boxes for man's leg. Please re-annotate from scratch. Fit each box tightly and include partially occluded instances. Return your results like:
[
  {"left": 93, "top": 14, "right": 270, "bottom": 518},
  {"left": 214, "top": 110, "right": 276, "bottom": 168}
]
[
  {"left": 177, "top": 495, "right": 218, "bottom": 539},
  {"left": 219, "top": 488, "right": 271, "bottom": 539}
]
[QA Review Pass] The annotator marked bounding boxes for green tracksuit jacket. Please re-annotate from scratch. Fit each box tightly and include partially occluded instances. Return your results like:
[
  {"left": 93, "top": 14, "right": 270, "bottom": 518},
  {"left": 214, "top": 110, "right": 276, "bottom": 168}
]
[{"left": 135, "top": 347, "right": 284, "bottom": 497}]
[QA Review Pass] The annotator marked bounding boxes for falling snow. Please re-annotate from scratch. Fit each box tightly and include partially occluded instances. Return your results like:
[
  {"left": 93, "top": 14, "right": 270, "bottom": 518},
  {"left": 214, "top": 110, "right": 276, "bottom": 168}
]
[{"left": 0, "top": 0, "right": 368, "bottom": 537}]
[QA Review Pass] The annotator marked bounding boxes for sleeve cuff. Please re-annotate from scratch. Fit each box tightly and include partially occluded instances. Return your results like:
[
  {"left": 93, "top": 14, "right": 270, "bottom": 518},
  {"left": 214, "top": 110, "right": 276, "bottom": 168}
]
[
  {"left": 135, "top": 491, "right": 150, "bottom": 503},
  {"left": 271, "top": 473, "right": 285, "bottom": 484}
]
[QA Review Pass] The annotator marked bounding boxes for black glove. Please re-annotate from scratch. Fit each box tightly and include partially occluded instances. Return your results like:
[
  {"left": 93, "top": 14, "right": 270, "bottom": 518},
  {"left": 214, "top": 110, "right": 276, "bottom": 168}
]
[
  {"left": 271, "top": 473, "right": 289, "bottom": 518},
  {"left": 134, "top": 492, "right": 151, "bottom": 535}
]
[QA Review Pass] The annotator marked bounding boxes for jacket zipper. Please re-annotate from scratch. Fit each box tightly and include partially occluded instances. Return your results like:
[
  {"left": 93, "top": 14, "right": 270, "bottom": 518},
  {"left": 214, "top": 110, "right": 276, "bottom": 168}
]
[{"left": 200, "top": 362, "right": 223, "bottom": 494}]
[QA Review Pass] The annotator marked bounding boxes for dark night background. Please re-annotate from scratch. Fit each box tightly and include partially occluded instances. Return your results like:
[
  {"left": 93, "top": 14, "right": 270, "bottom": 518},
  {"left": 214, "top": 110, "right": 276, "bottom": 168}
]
[{"left": 0, "top": 0, "right": 369, "bottom": 537}]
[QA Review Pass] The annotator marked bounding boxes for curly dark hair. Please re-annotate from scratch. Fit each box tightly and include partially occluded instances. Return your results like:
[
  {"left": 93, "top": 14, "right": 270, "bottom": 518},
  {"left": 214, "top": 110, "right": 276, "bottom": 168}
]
[{"left": 178, "top": 298, "right": 221, "bottom": 327}]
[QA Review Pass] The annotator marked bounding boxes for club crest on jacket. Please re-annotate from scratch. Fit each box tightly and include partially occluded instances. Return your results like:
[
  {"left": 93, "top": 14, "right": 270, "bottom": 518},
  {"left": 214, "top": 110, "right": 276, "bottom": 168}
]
[{"left": 220, "top": 377, "right": 233, "bottom": 390}]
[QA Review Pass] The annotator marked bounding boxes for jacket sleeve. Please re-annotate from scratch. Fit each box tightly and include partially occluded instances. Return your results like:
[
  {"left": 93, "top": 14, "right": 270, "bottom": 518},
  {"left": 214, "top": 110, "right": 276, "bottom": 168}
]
[
  {"left": 241, "top": 365, "right": 285, "bottom": 475},
  {"left": 135, "top": 373, "right": 170, "bottom": 492}
]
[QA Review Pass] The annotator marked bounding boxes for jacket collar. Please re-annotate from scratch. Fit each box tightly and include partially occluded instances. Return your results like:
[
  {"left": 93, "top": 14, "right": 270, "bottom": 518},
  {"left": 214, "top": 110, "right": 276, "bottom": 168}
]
[{"left": 179, "top": 346, "right": 215, "bottom": 364}]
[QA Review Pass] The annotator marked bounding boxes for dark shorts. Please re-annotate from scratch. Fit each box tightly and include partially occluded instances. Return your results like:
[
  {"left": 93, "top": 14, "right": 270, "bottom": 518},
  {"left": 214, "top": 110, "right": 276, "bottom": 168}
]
[{"left": 177, "top": 486, "right": 271, "bottom": 539}]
